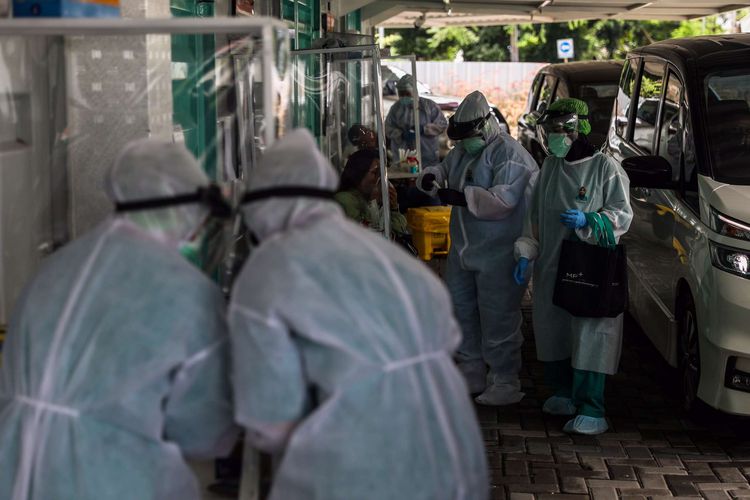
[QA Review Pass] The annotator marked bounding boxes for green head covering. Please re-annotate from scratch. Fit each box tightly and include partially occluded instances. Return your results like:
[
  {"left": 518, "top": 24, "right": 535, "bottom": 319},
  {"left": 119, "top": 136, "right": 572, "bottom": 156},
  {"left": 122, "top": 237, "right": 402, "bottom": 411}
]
[{"left": 548, "top": 98, "right": 592, "bottom": 136}]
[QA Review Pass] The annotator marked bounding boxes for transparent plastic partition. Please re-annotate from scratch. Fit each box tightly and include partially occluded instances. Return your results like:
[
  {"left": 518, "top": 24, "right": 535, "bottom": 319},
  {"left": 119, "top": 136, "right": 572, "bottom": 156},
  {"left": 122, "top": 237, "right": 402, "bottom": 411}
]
[
  {"left": 290, "top": 44, "right": 391, "bottom": 237},
  {"left": 381, "top": 55, "right": 422, "bottom": 172},
  {"left": 0, "top": 18, "right": 291, "bottom": 326}
]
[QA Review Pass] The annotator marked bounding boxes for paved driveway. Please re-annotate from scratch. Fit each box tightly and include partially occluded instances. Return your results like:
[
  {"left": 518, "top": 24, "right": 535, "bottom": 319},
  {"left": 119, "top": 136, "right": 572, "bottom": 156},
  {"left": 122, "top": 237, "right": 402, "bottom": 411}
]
[{"left": 483, "top": 312, "right": 750, "bottom": 499}]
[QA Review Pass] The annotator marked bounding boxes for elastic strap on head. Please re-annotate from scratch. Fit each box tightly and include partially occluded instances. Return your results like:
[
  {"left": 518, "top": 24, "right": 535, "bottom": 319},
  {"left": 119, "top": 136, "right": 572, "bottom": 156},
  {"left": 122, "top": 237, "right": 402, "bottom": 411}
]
[
  {"left": 241, "top": 186, "right": 336, "bottom": 205},
  {"left": 115, "top": 184, "right": 232, "bottom": 219}
]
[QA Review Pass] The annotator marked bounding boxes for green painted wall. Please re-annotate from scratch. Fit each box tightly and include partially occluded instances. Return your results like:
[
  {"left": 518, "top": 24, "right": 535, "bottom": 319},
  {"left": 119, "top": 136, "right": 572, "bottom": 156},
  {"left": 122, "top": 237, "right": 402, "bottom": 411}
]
[{"left": 170, "top": 0, "right": 218, "bottom": 179}]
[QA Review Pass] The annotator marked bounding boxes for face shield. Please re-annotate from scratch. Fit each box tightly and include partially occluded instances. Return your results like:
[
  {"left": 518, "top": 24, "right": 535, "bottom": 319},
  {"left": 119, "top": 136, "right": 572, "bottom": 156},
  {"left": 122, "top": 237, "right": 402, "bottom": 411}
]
[
  {"left": 536, "top": 110, "right": 580, "bottom": 158},
  {"left": 447, "top": 111, "right": 493, "bottom": 141}
]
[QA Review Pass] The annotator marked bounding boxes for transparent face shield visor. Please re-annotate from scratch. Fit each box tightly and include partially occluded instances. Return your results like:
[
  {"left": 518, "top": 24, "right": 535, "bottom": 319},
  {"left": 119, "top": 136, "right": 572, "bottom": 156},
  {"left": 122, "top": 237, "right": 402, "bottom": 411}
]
[{"left": 536, "top": 111, "right": 579, "bottom": 156}]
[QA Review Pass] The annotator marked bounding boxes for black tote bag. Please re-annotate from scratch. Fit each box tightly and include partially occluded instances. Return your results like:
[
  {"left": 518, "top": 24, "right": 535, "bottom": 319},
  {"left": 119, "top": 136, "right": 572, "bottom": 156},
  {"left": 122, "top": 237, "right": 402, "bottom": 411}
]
[{"left": 552, "top": 213, "right": 628, "bottom": 318}]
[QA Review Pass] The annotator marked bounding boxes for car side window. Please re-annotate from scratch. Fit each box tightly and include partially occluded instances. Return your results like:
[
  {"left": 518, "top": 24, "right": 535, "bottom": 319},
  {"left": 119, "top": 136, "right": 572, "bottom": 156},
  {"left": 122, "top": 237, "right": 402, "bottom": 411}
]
[
  {"left": 536, "top": 75, "right": 556, "bottom": 113},
  {"left": 658, "top": 72, "right": 698, "bottom": 211},
  {"left": 615, "top": 58, "right": 638, "bottom": 139},
  {"left": 554, "top": 79, "right": 570, "bottom": 100},
  {"left": 633, "top": 60, "right": 665, "bottom": 154},
  {"left": 528, "top": 73, "right": 543, "bottom": 112}
]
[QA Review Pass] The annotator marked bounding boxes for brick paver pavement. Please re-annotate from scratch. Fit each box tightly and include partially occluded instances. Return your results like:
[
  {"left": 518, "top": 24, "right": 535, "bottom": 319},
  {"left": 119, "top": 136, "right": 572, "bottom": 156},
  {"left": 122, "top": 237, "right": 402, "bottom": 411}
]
[{"left": 482, "top": 310, "right": 750, "bottom": 499}]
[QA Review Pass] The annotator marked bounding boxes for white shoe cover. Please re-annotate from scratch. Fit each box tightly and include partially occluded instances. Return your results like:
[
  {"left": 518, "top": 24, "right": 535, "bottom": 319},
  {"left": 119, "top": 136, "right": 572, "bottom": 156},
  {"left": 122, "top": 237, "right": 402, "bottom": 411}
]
[
  {"left": 457, "top": 360, "right": 487, "bottom": 395},
  {"left": 563, "top": 415, "right": 609, "bottom": 435},
  {"left": 542, "top": 396, "right": 577, "bottom": 416},
  {"left": 475, "top": 378, "right": 524, "bottom": 406}
]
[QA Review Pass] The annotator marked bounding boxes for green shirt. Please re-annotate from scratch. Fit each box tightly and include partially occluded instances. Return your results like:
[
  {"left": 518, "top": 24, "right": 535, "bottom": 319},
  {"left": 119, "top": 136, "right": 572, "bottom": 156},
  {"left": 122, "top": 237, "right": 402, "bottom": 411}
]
[{"left": 334, "top": 190, "right": 409, "bottom": 235}]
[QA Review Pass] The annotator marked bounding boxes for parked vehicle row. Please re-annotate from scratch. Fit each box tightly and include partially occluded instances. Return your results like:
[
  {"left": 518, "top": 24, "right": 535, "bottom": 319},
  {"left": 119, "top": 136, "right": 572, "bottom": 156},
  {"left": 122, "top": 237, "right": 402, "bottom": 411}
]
[
  {"left": 381, "top": 39, "right": 750, "bottom": 416},
  {"left": 518, "top": 35, "right": 750, "bottom": 416}
]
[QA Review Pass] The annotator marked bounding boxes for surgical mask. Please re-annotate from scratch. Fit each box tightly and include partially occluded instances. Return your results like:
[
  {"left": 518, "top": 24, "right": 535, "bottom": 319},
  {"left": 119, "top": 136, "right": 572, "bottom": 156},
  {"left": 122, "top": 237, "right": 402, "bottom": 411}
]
[
  {"left": 179, "top": 239, "right": 202, "bottom": 267},
  {"left": 462, "top": 136, "right": 486, "bottom": 156},
  {"left": 548, "top": 133, "right": 573, "bottom": 158},
  {"left": 399, "top": 97, "right": 413, "bottom": 107}
]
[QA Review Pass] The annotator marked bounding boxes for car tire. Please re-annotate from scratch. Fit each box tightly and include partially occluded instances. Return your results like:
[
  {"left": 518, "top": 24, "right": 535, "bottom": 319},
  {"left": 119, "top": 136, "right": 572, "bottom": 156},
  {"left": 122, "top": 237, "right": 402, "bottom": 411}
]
[{"left": 677, "top": 293, "right": 702, "bottom": 414}]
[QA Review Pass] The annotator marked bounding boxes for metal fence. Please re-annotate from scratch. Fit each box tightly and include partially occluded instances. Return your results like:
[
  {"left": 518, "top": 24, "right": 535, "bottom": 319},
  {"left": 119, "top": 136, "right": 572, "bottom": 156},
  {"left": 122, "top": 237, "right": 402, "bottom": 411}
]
[
  {"left": 386, "top": 61, "right": 545, "bottom": 98},
  {"left": 385, "top": 60, "right": 547, "bottom": 134}
]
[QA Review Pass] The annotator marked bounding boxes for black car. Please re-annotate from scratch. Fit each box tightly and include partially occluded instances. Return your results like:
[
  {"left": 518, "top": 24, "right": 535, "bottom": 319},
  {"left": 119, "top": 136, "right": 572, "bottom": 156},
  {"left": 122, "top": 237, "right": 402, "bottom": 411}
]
[{"left": 518, "top": 60, "right": 623, "bottom": 165}]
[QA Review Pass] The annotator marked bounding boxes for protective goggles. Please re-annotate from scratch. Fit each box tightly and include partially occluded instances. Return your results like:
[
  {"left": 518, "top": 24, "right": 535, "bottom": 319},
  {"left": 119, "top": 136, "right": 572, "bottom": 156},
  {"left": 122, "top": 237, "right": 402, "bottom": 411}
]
[
  {"left": 447, "top": 111, "right": 493, "bottom": 141},
  {"left": 115, "top": 184, "right": 232, "bottom": 219}
]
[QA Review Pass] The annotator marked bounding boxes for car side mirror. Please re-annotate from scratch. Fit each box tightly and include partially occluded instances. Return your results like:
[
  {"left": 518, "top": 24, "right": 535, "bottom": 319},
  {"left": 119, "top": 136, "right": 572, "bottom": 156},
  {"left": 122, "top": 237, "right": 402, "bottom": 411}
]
[{"left": 622, "top": 155, "right": 674, "bottom": 189}]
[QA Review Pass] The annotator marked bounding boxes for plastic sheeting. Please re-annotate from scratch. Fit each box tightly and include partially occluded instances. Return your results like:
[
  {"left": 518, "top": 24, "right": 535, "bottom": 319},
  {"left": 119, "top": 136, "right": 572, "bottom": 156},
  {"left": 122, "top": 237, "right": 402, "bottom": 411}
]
[
  {"left": 0, "top": 18, "right": 291, "bottom": 325},
  {"left": 290, "top": 45, "right": 395, "bottom": 236},
  {"left": 0, "top": 17, "right": 293, "bottom": 500}
]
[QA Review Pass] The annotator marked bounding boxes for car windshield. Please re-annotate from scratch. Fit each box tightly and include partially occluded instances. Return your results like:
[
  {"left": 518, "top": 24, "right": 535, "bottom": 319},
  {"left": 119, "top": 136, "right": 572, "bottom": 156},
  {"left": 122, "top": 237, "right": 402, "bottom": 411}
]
[
  {"left": 577, "top": 83, "right": 618, "bottom": 99},
  {"left": 576, "top": 83, "right": 618, "bottom": 146},
  {"left": 381, "top": 64, "right": 432, "bottom": 95},
  {"left": 705, "top": 69, "right": 750, "bottom": 184}
]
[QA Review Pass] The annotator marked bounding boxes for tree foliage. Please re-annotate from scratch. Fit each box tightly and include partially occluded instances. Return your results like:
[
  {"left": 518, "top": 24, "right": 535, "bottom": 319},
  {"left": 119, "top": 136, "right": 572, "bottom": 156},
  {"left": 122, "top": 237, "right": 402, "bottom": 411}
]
[{"left": 381, "top": 14, "right": 731, "bottom": 63}]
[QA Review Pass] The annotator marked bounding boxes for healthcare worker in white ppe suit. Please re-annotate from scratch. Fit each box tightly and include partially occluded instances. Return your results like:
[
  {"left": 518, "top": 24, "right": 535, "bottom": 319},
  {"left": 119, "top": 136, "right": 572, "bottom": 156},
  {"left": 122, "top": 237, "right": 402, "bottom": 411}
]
[
  {"left": 0, "top": 139, "right": 238, "bottom": 500},
  {"left": 513, "top": 98, "right": 633, "bottom": 435},
  {"left": 230, "top": 128, "right": 488, "bottom": 500},
  {"left": 417, "top": 91, "right": 539, "bottom": 406},
  {"left": 385, "top": 74, "right": 448, "bottom": 167}
]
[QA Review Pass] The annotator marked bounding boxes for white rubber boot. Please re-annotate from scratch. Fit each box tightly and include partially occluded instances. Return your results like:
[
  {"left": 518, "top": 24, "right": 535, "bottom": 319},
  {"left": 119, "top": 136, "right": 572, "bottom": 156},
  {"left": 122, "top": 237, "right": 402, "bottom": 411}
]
[{"left": 475, "top": 375, "right": 524, "bottom": 406}]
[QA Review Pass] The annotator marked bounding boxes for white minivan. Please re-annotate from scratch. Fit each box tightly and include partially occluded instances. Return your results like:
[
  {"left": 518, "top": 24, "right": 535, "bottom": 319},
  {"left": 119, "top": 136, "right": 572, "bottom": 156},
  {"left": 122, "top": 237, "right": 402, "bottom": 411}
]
[{"left": 604, "top": 34, "right": 750, "bottom": 414}]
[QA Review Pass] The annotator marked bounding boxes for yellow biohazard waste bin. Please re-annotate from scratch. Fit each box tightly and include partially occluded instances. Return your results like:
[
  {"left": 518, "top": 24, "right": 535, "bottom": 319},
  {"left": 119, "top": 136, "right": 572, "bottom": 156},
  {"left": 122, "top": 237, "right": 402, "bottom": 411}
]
[{"left": 407, "top": 206, "right": 452, "bottom": 261}]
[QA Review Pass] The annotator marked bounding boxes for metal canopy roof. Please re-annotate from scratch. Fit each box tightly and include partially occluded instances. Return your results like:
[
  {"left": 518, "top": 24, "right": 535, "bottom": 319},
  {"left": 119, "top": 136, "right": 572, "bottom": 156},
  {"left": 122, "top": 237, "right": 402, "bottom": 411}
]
[{"left": 346, "top": 0, "right": 746, "bottom": 26}]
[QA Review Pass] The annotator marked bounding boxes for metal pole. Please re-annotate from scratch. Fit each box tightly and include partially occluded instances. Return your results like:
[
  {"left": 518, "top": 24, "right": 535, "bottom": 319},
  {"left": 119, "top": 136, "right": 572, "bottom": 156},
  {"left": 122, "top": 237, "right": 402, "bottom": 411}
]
[
  {"left": 238, "top": 440, "right": 260, "bottom": 500},
  {"left": 372, "top": 49, "right": 391, "bottom": 239},
  {"left": 411, "top": 56, "right": 422, "bottom": 170},
  {"left": 262, "top": 24, "right": 275, "bottom": 149},
  {"left": 510, "top": 24, "right": 519, "bottom": 62}
]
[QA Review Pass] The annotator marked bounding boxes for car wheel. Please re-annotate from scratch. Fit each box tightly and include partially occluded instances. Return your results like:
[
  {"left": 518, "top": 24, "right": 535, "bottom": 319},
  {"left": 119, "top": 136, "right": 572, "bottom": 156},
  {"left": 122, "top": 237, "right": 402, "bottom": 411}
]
[{"left": 678, "top": 294, "right": 700, "bottom": 413}]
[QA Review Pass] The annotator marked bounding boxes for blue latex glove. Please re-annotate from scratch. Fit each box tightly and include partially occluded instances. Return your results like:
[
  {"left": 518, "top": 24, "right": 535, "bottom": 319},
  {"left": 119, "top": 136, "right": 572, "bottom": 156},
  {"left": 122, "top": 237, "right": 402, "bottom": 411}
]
[
  {"left": 403, "top": 130, "right": 416, "bottom": 143},
  {"left": 513, "top": 257, "right": 529, "bottom": 285},
  {"left": 560, "top": 209, "right": 587, "bottom": 229}
]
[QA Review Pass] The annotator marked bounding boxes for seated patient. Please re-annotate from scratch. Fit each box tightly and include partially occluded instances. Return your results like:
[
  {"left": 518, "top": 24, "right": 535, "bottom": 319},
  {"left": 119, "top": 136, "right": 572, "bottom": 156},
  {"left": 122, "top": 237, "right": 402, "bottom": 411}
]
[{"left": 334, "top": 148, "right": 409, "bottom": 236}]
